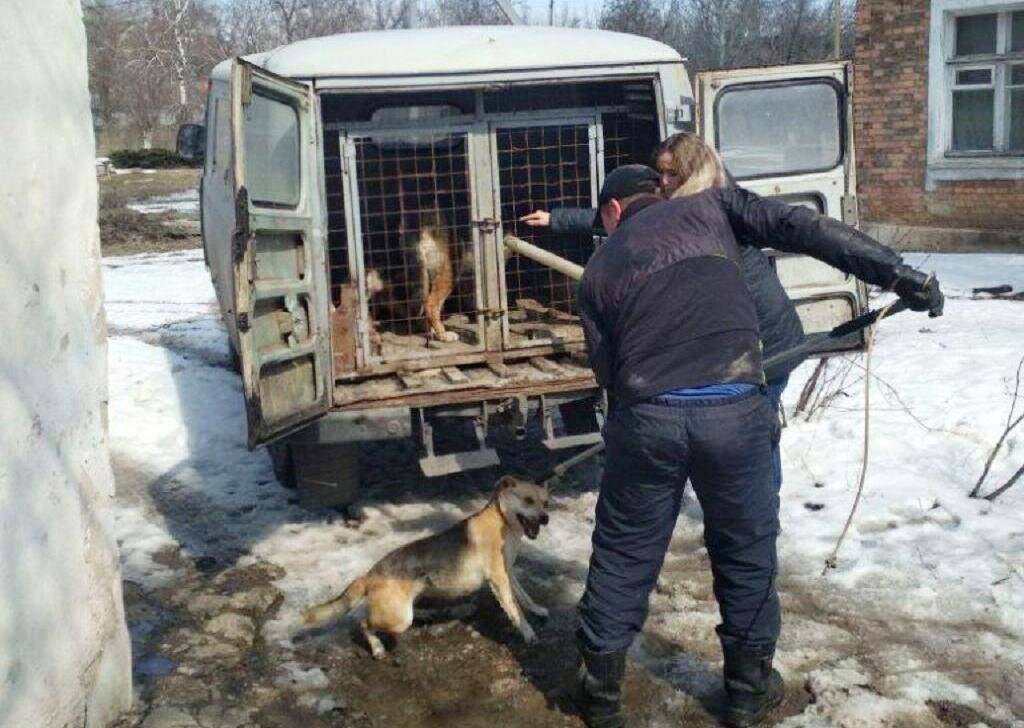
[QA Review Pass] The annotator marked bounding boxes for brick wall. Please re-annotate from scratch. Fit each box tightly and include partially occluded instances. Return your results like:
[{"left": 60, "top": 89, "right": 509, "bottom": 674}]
[{"left": 853, "top": 0, "right": 1024, "bottom": 232}]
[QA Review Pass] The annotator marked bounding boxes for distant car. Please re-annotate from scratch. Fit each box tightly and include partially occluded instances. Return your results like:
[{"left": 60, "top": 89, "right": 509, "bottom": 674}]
[{"left": 177, "top": 27, "right": 866, "bottom": 505}]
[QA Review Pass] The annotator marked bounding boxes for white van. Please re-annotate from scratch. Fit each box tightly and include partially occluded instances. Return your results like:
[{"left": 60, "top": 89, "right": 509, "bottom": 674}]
[{"left": 178, "top": 26, "right": 865, "bottom": 502}]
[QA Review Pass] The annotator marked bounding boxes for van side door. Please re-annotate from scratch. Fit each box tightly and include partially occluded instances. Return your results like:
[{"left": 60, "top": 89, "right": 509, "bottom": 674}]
[
  {"left": 229, "top": 58, "right": 331, "bottom": 447},
  {"left": 697, "top": 61, "right": 868, "bottom": 352}
]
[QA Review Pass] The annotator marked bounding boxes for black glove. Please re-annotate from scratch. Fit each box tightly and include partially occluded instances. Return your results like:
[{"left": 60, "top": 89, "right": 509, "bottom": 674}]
[{"left": 893, "top": 266, "right": 944, "bottom": 317}]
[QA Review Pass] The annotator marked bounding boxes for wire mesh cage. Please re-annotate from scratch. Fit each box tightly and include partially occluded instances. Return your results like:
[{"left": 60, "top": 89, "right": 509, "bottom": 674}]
[
  {"left": 349, "top": 132, "right": 480, "bottom": 359},
  {"left": 496, "top": 123, "right": 596, "bottom": 346}
]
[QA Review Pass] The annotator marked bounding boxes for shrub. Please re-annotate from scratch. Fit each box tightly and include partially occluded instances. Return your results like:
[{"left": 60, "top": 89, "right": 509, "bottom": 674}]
[{"left": 108, "top": 148, "right": 199, "bottom": 169}]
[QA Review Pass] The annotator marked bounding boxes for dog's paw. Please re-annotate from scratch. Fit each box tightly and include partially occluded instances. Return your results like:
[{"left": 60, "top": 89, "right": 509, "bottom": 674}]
[
  {"left": 530, "top": 605, "right": 550, "bottom": 620},
  {"left": 438, "top": 331, "right": 460, "bottom": 343}
]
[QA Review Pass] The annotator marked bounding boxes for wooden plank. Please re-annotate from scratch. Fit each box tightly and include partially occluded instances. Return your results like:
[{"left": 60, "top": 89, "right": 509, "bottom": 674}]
[
  {"left": 442, "top": 366, "right": 469, "bottom": 384},
  {"left": 398, "top": 372, "right": 424, "bottom": 390},
  {"left": 336, "top": 375, "right": 598, "bottom": 410},
  {"left": 334, "top": 341, "right": 588, "bottom": 381},
  {"left": 329, "top": 284, "right": 359, "bottom": 374},
  {"left": 530, "top": 356, "right": 565, "bottom": 375}
]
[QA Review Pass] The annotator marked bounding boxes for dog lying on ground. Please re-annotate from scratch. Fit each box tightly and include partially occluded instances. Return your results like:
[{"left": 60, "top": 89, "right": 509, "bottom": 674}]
[{"left": 303, "top": 475, "right": 550, "bottom": 658}]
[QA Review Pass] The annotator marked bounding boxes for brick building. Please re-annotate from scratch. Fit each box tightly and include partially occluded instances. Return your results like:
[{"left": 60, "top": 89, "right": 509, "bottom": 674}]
[{"left": 854, "top": 0, "right": 1024, "bottom": 249}]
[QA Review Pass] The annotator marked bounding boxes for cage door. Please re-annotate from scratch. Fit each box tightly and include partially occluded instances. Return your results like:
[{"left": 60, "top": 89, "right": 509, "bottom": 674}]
[
  {"left": 344, "top": 128, "right": 486, "bottom": 364},
  {"left": 492, "top": 120, "right": 600, "bottom": 351}
]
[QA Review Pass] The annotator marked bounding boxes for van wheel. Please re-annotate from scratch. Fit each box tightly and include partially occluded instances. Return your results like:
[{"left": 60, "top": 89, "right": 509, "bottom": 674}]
[
  {"left": 268, "top": 442, "right": 297, "bottom": 490},
  {"left": 287, "top": 442, "right": 361, "bottom": 511}
]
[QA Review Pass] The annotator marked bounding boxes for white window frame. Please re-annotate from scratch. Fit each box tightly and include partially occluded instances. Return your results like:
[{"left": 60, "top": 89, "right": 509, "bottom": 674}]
[{"left": 927, "top": 0, "right": 1024, "bottom": 188}]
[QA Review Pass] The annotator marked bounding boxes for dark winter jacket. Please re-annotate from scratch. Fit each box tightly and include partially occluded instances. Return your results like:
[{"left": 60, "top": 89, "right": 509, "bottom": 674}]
[
  {"left": 578, "top": 191, "right": 763, "bottom": 407},
  {"left": 558, "top": 185, "right": 907, "bottom": 378}
]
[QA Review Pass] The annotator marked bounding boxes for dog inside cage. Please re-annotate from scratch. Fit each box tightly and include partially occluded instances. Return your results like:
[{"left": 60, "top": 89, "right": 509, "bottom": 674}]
[
  {"left": 321, "top": 83, "right": 661, "bottom": 373},
  {"left": 351, "top": 133, "right": 480, "bottom": 359}
]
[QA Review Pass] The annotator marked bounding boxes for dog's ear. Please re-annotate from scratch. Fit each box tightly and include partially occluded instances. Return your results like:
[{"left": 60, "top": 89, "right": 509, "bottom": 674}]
[{"left": 495, "top": 475, "right": 518, "bottom": 491}]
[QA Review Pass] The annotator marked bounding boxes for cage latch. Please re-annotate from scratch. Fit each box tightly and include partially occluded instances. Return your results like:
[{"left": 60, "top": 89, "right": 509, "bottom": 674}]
[{"left": 474, "top": 217, "right": 499, "bottom": 234}]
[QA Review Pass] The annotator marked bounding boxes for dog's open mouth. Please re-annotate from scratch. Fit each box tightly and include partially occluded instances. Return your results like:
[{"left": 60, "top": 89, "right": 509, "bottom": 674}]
[{"left": 517, "top": 514, "right": 541, "bottom": 540}]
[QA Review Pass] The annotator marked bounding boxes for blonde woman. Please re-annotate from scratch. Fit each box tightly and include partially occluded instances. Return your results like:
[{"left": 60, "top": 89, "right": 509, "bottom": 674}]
[{"left": 532, "top": 143, "right": 942, "bottom": 728}]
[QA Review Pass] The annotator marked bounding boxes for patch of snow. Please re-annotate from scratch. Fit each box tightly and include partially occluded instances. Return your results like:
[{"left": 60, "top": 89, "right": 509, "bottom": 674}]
[
  {"left": 104, "top": 250, "right": 1024, "bottom": 725},
  {"left": 127, "top": 190, "right": 199, "bottom": 215}
]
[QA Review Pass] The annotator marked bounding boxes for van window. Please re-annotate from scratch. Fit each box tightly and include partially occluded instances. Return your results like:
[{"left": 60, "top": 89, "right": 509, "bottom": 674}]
[
  {"left": 244, "top": 91, "right": 301, "bottom": 207},
  {"left": 715, "top": 80, "right": 842, "bottom": 180}
]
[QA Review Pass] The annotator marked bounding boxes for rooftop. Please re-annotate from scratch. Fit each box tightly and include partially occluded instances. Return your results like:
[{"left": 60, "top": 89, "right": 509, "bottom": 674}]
[{"left": 218, "top": 26, "right": 681, "bottom": 80}]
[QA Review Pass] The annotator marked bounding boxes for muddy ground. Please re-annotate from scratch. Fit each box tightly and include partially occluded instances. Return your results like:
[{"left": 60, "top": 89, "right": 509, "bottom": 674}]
[{"left": 110, "top": 431, "right": 1020, "bottom": 728}]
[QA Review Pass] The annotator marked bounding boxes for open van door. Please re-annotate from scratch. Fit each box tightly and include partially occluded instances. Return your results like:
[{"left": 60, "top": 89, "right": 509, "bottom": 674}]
[
  {"left": 230, "top": 59, "right": 331, "bottom": 448},
  {"left": 697, "top": 61, "right": 868, "bottom": 351}
]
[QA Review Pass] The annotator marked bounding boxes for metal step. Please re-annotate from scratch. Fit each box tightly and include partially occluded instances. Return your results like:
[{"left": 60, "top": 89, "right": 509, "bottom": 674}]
[
  {"left": 419, "top": 448, "right": 501, "bottom": 477},
  {"left": 542, "top": 431, "right": 603, "bottom": 451}
]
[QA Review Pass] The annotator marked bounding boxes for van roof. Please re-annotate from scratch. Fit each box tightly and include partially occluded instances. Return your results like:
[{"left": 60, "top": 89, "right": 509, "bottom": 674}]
[{"left": 212, "top": 26, "right": 682, "bottom": 81}]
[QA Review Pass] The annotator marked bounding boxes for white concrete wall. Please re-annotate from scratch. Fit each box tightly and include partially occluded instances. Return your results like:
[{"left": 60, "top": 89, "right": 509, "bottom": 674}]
[{"left": 0, "top": 2, "right": 132, "bottom": 727}]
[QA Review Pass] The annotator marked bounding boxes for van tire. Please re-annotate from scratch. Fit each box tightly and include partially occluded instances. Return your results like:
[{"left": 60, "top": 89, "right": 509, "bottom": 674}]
[
  {"left": 273, "top": 441, "right": 361, "bottom": 509},
  {"left": 268, "top": 442, "right": 297, "bottom": 490}
]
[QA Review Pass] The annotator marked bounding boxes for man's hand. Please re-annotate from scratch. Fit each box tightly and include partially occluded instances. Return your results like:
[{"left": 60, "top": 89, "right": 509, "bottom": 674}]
[
  {"left": 893, "top": 267, "right": 944, "bottom": 317},
  {"left": 519, "top": 210, "right": 551, "bottom": 227}
]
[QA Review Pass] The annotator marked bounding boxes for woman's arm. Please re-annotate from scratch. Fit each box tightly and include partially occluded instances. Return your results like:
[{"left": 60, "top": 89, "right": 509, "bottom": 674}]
[
  {"left": 719, "top": 185, "right": 943, "bottom": 316},
  {"left": 520, "top": 208, "right": 599, "bottom": 235}
]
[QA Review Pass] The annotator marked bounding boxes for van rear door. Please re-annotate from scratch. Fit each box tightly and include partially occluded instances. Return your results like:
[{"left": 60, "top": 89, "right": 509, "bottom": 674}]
[
  {"left": 697, "top": 61, "right": 868, "bottom": 352},
  {"left": 230, "top": 58, "right": 331, "bottom": 447}
]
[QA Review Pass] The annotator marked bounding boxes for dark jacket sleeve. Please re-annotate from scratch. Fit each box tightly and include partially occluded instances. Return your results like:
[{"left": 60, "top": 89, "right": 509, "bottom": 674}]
[
  {"left": 577, "top": 279, "right": 613, "bottom": 389},
  {"left": 718, "top": 185, "right": 906, "bottom": 289},
  {"left": 550, "top": 207, "right": 599, "bottom": 235}
]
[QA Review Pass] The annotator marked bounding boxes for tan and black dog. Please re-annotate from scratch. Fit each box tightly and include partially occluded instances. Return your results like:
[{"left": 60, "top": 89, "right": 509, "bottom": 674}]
[
  {"left": 303, "top": 475, "right": 550, "bottom": 658},
  {"left": 409, "top": 207, "right": 458, "bottom": 343}
]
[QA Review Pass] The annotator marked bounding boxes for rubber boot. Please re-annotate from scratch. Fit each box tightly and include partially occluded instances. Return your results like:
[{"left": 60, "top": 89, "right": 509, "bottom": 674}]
[
  {"left": 576, "top": 637, "right": 627, "bottom": 728},
  {"left": 721, "top": 640, "right": 785, "bottom": 727}
]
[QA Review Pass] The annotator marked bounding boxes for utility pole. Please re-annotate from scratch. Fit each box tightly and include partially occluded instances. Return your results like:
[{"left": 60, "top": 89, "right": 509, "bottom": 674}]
[{"left": 833, "top": 0, "right": 842, "bottom": 59}]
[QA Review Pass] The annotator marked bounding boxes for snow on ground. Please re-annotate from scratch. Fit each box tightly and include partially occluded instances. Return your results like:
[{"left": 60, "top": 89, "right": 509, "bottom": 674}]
[
  {"left": 104, "top": 250, "right": 1024, "bottom": 726},
  {"left": 126, "top": 189, "right": 199, "bottom": 215}
]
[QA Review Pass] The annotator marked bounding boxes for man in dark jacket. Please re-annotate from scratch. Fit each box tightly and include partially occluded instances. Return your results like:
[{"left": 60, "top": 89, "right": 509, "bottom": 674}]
[
  {"left": 571, "top": 166, "right": 942, "bottom": 728},
  {"left": 521, "top": 186, "right": 942, "bottom": 492}
]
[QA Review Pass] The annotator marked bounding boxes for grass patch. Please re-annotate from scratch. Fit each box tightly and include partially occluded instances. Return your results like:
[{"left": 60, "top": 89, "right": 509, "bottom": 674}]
[{"left": 98, "top": 168, "right": 201, "bottom": 256}]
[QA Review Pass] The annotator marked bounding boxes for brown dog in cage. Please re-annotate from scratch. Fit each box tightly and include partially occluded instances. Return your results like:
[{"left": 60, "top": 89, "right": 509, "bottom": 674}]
[
  {"left": 407, "top": 207, "right": 459, "bottom": 343},
  {"left": 364, "top": 208, "right": 465, "bottom": 348}
]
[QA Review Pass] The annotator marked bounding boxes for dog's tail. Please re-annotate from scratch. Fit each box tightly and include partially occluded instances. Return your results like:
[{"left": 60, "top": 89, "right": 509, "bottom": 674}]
[{"left": 303, "top": 576, "right": 368, "bottom": 626}]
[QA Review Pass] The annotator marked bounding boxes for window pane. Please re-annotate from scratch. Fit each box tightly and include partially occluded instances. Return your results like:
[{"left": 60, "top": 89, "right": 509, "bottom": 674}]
[
  {"left": 955, "top": 14, "right": 997, "bottom": 56},
  {"left": 951, "top": 89, "right": 994, "bottom": 150},
  {"left": 956, "top": 68, "right": 992, "bottom": 85},
  {"left": 244, "top": 92, "right": 301, "bottom": 207},
  {"left": 717, "top": 82, "right": 842, "bottom": 178},
  {"left": 1012, "top": 65, "right": 1024, "bottom": 86},
  {"left": 1013, "top": 11, "right": 1024, "bottom": 52},
  {"left": 1011, "top": 89, "right": 1024, "bottom": 151}
]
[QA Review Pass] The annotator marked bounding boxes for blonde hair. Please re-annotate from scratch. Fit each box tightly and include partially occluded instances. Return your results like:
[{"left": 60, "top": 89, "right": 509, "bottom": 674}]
[{"left": 656, "top": 133, "right": 728, "bottom": 198}]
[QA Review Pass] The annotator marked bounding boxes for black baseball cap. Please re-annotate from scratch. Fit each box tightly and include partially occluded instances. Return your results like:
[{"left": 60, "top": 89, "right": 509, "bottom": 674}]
[{"left": 598, "top": 164, "right": 660, "bottom": 206}]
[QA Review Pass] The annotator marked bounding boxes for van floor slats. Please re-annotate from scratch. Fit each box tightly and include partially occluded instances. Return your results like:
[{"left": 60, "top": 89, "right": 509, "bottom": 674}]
[
  {"left": 442, "top": 366, "right": 469, "bottom": 384},
  {"left": 487, "top": 359, "right": 511, "bottom": 378},
  {"left": 530, "top": 357, "right": 565, "bottom": 376},
  {"left": 334, "top": 356, "right": 595, "bottom": 409},
  {"left": 398, "top": 372, "right": 424, "bottom": 389}
]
